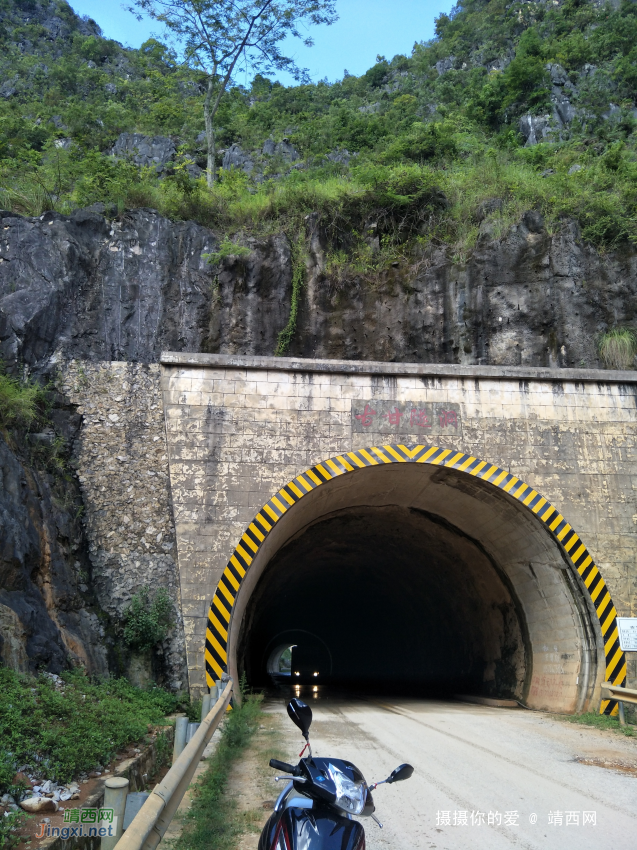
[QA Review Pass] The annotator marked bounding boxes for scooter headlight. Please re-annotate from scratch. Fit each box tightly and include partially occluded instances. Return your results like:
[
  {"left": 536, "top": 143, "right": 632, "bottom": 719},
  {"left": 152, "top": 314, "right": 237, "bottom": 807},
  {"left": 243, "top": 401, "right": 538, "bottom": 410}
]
[{"left": 327, "top": 763, "right": 366, "bottom": 815}]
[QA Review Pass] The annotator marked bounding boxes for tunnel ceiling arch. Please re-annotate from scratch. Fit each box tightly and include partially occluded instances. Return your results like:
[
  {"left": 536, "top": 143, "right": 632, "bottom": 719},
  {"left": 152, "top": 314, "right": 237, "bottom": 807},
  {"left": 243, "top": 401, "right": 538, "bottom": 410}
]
[{"left": 204, "top": 443, "right": 626, "bottom": 713}]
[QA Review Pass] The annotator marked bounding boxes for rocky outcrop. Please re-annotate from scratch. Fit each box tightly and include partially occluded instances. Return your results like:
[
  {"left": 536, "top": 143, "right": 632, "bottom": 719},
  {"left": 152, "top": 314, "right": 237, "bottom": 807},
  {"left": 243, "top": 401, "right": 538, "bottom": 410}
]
[
  {"left": 221, "top": 139, "right": 301, "bottom": 177},
  {"left": 326, "top": 149, "right": 354, "bottom": 166},
  {"left": 435, "top": 56, "right": 456, "bottom": 76},
  {"left": 518, "top": 114, "right": 552, "bottom": 146},
  {"left": 111, "top": 134, "right": 177, "bottom": 172},
  {"left": 0, "top": 433, "right": 108, "bottom": 675},
  {"left": 291, "top": 211, "right": 637, "bottom": 366},
  {"left": 519, "top": 61, "right": 630, "bottom": 145},
  {"left": 0, "top": 206, "right": 216, "bottom": 680},
  {"left": 222, "top": 143, "right": 255, "bottom": 174},
  {"left": 262, "top": 138, "right": 299, "bottom": 161},
  {"left": 519, "top": 63, "right": 576, "bottom": 145},
  {"left": 1, "top": 206, "right": 637, "bottom": 373},
  {"left": 1, "top": 0, "right": 101, "bottom": 44},
  {"left": 547, "top": 62, "right": 577, "bottom": 127},
  {"left": 0, "top": 76, "right": 18, "bottom": 98},
  {"left": 0, "top": 207, "right": 218, "bottom": 373}
]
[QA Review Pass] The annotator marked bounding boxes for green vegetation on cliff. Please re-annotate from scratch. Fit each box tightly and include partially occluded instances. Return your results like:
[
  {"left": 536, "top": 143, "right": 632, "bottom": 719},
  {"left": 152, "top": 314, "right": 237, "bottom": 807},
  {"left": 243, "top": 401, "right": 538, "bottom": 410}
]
[{"left": 0, "top": 0, "right": 636, "bottom": 264}]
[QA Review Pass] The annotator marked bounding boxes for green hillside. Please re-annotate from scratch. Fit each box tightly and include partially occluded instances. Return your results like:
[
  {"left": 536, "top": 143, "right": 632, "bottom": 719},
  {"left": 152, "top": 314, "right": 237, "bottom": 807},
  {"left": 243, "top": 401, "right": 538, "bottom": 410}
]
[{"left": 1, "top": 0, "right": 636, "bottom": 271}]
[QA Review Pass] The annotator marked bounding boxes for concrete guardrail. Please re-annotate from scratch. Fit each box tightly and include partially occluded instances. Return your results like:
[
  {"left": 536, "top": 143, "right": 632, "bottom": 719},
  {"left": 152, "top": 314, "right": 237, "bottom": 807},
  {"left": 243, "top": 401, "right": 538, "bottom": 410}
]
[{"left": 114, "top": 680, "right": 233, "bottom": 850}]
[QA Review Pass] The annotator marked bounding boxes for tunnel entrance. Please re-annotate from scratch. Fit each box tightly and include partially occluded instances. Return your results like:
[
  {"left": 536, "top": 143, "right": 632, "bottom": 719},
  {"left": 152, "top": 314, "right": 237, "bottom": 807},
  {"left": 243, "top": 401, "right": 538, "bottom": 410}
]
[
  {"left": 206, "top": 445, "right": 625, "bottom": 714},
  {"left": 243, "top": 507, "right": 526, "bottom": 697}
]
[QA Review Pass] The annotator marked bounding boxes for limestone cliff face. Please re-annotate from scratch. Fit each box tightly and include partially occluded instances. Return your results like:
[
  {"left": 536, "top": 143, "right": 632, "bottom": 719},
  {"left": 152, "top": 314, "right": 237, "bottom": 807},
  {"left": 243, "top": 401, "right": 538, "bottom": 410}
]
[
  {"left": 1, "top": 203, "right": 636, "bottom": 676},
  {"left": 1, "top": 207, "right": 636, "bottom": 374},
  {"left": 0, "top": 207, "right": 217, "bottom": 371},
  {"left": 292, "top": 212, "right": 637, "bottom": 367},
  {"left": 0, "top": 432, "right": 108, "bottom": 676}
]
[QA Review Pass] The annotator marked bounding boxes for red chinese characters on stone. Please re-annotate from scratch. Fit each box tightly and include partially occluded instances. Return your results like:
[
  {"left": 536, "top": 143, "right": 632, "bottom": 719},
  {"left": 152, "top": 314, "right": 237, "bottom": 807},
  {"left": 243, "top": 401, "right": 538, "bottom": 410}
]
[
  {"left": 439, "top": 409, "right": 458, "bottom": 429},
  {"left": 409, "top": 408, "right": 432, "bottom": 429},
  {"left": 355, "top": 404, "right": 377, "bottom": 426},
  {"left": 381, "top": 406, "right": 403, "bottom": 426}
]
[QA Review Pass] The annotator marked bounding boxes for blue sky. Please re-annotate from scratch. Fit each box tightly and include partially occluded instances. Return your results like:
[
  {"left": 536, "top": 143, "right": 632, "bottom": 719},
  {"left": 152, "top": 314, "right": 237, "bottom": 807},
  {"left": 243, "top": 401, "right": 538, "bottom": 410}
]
[{"left": 68, "top": 1, "right": 455, "bottom": 84}]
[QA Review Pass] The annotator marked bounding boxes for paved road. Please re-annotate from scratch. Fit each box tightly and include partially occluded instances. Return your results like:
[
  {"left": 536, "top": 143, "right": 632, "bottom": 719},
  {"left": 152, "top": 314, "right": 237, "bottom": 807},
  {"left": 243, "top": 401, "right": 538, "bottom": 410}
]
[{"left": 265, "top": 692, "right": 637, "bottom": 850}]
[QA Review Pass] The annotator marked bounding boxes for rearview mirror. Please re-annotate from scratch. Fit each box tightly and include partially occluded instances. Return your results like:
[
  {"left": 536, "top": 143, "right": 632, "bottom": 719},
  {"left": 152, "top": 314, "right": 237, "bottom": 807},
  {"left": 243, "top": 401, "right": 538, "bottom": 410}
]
[
  {"left": 287, "top": 698, "right": 312, "bottom": 740},
  {"left": 386, "top": 763, "right": 414, "bottom": 784}
]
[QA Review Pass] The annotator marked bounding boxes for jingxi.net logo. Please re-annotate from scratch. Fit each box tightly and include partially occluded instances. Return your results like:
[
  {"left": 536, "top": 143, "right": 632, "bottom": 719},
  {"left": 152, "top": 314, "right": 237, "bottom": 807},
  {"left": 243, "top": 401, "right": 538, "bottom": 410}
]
[{"left": 35, "top": 808, "right": 117, "bottom": 839}]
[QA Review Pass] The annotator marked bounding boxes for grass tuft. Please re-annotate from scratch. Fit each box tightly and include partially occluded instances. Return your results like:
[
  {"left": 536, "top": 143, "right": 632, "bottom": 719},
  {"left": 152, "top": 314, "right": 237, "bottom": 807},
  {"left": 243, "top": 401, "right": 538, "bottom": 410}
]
[
  {"left": 598, "top": 328, "right": 637, "bottom": 370},
  {"left": 0, "top": 368, "right": 48, "bottom": 430}
]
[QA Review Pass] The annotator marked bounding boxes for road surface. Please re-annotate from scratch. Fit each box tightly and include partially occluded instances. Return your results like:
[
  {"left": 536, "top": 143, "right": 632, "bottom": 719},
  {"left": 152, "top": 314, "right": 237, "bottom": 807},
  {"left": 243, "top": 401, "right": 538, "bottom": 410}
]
[{"left": 264, "top": 691, "right": 637, "bottom": 850}]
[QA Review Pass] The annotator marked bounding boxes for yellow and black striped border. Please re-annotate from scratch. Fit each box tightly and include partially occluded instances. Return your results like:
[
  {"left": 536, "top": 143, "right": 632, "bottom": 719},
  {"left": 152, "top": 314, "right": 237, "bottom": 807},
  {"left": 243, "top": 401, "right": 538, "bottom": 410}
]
[{"left": 205, "top": 444, "right": 625, "bottom": 714}]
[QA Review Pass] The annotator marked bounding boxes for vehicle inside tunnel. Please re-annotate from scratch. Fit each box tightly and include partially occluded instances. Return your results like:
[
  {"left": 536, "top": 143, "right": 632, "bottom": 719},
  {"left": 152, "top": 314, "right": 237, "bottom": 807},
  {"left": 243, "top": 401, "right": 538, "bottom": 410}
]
[{"left": 240, "top": 506, "right": 528, "bottom": 697}]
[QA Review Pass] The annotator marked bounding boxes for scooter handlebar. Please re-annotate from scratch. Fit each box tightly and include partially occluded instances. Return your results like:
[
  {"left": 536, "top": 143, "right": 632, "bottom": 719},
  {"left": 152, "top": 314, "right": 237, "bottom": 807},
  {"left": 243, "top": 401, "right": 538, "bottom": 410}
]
[{"left": 269, "top": 758, "right": 300, "bottom": 775}]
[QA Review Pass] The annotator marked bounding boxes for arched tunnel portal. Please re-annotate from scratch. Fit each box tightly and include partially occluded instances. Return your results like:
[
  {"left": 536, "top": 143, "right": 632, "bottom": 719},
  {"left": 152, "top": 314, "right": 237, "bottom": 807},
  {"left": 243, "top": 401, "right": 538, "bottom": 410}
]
[{"left": 205, "top": 445, "right": 626, "bottom": 714}]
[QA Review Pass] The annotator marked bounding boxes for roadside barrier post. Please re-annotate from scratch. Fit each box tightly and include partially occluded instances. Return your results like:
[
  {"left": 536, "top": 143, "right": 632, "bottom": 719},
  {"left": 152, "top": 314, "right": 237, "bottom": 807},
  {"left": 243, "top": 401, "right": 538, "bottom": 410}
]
[
  {"left": 601, "top": 682, "right": 637, "bottom": 725},
  {"left": 200, "top": 693, "right": 211, "bottom": 722},
  {"left": 172, "top": 716, "right": 188, "bottom": 765},
  {"left": 102, "top": 776, "right": 129, "bottom": 850},
  {"left": 186, "top": 722, "right": 200, "bottom": 743}
]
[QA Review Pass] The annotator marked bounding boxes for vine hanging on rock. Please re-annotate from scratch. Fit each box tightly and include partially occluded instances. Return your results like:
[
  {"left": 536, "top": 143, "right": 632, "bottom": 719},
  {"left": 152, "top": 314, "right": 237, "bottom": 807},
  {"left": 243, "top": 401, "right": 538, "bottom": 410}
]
[{"left": 276, "top": 233, "right": 307, "bottom": 356}]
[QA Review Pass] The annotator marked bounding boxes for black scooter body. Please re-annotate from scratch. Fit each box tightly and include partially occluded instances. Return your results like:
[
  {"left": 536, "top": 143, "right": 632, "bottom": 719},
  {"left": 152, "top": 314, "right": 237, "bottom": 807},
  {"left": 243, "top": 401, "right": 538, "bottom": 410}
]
[
  {"left": 260, "top": 697, "right": 412, "bottom": 849},
  {"left": 259, "top": 756, "right": 372, "bottom": 849},
  {"left": 258, "top": 805, "right": 365, "bottom": 850}
]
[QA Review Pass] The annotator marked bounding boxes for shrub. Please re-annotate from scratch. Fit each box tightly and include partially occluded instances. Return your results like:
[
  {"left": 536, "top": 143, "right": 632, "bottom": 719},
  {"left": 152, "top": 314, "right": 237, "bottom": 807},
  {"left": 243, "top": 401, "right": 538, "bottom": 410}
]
[
  {"left": 361, "top": 59, "right": 390, "bottom": 89},
  {"left": 204, "top": 237, "right": 252, "bottom": 267},
  {"left": 70, "top": 152, "right": 146, "bottom": 209},
  {"left": 0, "top": 810, "right": 24, "bottom": 849},
  {"left": 382, "top": 121, "right": 458, "bottom": 163},
  {"left": 123, "top": 587, "right": 174, "bottom": 653}
]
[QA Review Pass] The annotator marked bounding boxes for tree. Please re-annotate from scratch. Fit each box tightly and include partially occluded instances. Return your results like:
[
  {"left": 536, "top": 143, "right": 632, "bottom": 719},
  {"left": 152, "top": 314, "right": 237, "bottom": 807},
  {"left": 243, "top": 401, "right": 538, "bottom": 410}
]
[{"left": 128, "top": 0, "right": 338, "bottom": 185}]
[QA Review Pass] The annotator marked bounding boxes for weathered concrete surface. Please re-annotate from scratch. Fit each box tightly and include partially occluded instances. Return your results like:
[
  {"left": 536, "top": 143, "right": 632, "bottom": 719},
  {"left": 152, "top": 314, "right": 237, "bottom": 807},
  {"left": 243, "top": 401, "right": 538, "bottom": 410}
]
[
  {"left": 266, "top": 693, "right": 637, "bottom": 850},
  {"left": 160, "top": 354, "right": 637, "bottom": 700}
]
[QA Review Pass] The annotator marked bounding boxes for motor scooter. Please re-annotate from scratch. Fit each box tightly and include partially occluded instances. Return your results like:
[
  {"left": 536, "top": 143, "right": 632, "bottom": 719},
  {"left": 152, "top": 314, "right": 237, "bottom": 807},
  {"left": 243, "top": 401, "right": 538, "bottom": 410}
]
[{"left": 258, "top": 698, "right": 413, "bottom": 850}]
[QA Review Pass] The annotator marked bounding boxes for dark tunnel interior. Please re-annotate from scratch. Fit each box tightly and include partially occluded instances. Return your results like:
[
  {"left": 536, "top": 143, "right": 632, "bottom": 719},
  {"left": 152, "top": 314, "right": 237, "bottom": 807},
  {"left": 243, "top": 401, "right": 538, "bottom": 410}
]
[{"left": 240, "top": 506, "right": 529, "bottom": 698}]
